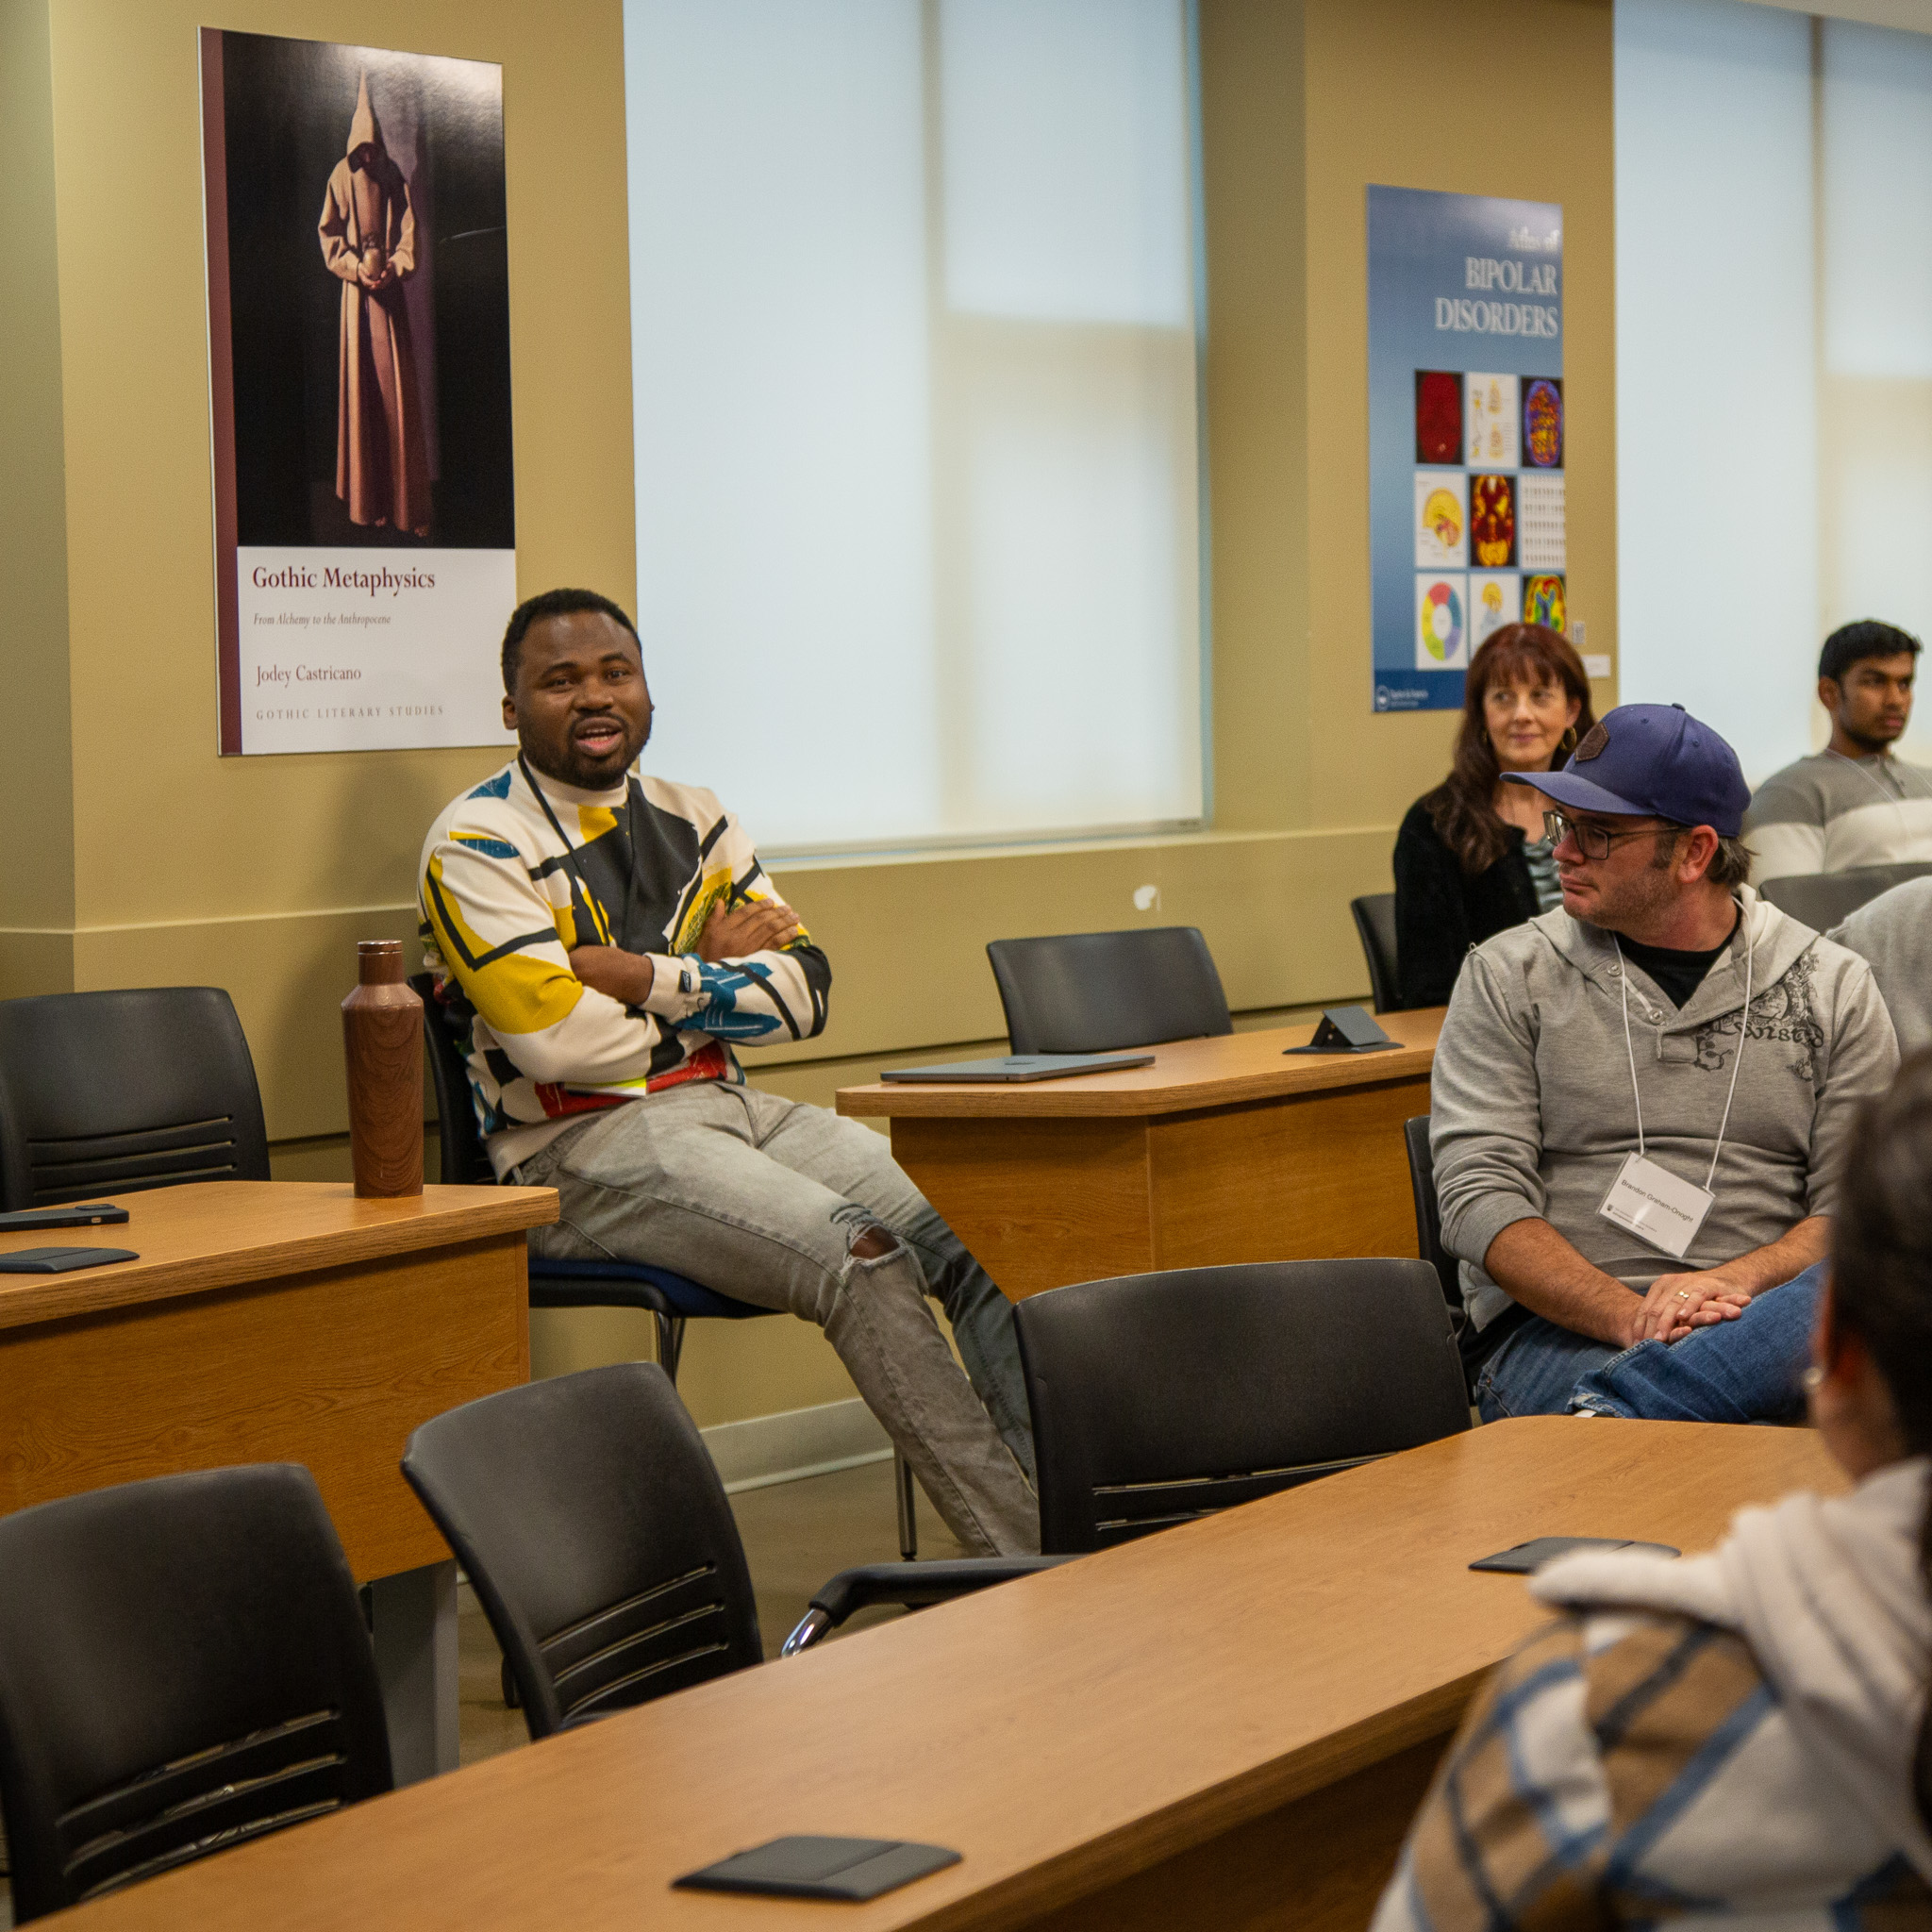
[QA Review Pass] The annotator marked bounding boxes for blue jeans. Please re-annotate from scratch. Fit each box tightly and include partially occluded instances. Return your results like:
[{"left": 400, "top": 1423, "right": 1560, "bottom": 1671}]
[{"left": 1474, "top": 1261, "right": 1823, "bottom": 1423}]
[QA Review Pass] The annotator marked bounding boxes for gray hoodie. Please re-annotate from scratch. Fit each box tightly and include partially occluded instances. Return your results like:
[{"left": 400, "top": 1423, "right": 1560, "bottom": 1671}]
[
  {"left": 1830, "top": 875, "right": 1932, "bottom": 1057},
  {"left": 1432, "top": 885, "right": 1899, "bottom": 1333},
  {"left": 1534, "top": 1457, "right": 1932, "bottom": 1887}
]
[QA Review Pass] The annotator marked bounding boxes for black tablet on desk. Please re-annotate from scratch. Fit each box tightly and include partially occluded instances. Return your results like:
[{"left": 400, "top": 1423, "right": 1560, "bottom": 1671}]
[
  {"left": 0, "top": 1203, "right": 129, "bottom": 1232},
  {"left": 0, "top": 1247, "right": 139, "bottom": 1274},
  {"left": 675, "top": 1836, "right": 961, "bottom": 1901},
  {"left": 881, "top": 1052, "right": 1155, "bottom": 1084},
  {"left": 1471, "top": 1536, "right": 1679, "bottom": 1574}
]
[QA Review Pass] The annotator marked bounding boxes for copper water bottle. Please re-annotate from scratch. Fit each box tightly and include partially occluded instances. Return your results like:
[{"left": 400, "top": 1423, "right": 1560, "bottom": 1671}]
[{"left": 341, "top": 939, "right": 424, "bottom": 1197}]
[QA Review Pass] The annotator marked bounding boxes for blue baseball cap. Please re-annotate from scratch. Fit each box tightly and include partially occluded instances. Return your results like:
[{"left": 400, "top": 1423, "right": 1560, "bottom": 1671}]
[{"left": 1502, "top": 704, "right": 1750, "bottom": 837}]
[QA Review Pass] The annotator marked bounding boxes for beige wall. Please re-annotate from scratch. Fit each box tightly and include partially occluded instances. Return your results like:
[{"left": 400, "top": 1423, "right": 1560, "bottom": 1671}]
[
  {"left": 2, "top": 0, "right": 1616, "bottom": 1428},
  {"left": 1203, "top": 0, "right": 1618, "bottom": 845},
  {"left": 1, "top": 0, "right": 76, "bottom": 967}
]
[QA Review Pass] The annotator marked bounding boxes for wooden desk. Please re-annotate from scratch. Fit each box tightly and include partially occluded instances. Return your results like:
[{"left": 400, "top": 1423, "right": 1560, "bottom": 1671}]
[
  {"left": 56, "top": 1418, "right": 1840, "bottom": 1932},
  {"left": 838, "top": 1009, "right": 1443, "bottom": 1299},
  {"left": 0, "top": 1180, "right": 555, "bottom": 1779}
]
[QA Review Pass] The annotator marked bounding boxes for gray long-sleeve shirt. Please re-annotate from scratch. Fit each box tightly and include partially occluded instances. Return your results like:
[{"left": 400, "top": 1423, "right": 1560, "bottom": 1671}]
[
  {"left": 1829, "top": 876, "right": 1932, "bottom": 1057},
  {"left": 1744, "top": 750, "right": 1932, "bottom": 882},
  {"left": 1430, "top": 888, "right": 1899, "bottom": 1334}
]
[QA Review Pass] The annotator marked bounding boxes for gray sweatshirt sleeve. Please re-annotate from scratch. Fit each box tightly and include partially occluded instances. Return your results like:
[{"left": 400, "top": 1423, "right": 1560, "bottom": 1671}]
[
  {"left": 1430, "top": 947, "right": 1549, "bottom": 1269},
  {"left": 1804, "top": 953, "right": 1899, "bottom": 1218}
]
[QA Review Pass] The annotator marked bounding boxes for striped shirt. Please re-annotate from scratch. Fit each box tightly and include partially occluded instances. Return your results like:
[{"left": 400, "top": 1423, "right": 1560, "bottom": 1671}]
[
  {"left": 1372, "top": 1609, "right": 1932, "bottom": 1932},
  {"left": 1523, "top": 831, "right": 1563, "bottom": 912},
  {"left": 1745, "top": 750, "right": 1932, "bottom": 883},
  {"left": 419, "top": 758, "right": 830, "bottom": 1174}
]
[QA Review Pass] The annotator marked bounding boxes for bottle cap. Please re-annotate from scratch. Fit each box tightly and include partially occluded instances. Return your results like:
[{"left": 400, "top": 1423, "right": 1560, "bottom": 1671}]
[{"left": 357, "top": 938, "right": 407, "bottom": 984}]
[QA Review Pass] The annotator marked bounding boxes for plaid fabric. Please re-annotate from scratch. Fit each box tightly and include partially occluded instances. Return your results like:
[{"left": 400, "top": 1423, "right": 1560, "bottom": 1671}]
[{"left": 1374, "top": 1611, "right": 1932, "bottom": 1932}]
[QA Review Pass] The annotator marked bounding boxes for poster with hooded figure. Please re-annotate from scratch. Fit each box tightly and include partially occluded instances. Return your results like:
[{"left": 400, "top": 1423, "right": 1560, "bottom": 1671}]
[
  {"left": 200, "top": 30, "right": 518, "bottom": 755},
  {"left": 320, "top": 75, "right": 434, "bottom": 540}
]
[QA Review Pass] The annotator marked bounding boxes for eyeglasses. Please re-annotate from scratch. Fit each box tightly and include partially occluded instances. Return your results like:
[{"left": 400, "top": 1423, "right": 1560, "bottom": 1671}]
[{"left": 1543, "top": 810, "right": 1680, "bottom": 862}]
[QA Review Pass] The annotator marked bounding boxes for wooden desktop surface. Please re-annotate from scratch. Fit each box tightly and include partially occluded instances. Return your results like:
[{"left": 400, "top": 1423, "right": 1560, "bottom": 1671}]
[
  {"left": 57, "top": 1418, "right": 1841, "bottom": 1932},
  {"left": 0, "top": 1182, "right": 555, "bottom": 1582},
  {"left": 837, "top": 1011, "right": 1445, "bottom": 1300},
  {"left": 0, "top": 1180, "right": 553, "bottom": 1328},
  {"left": 837, "top": 1008, "right": 1444, "bottom": 1119}
]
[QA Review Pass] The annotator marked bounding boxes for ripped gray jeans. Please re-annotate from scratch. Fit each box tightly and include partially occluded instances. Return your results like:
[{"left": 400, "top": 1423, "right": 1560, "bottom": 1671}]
[{"left": 510, "top": 1081, "right": 1039, "bottom": 1557}]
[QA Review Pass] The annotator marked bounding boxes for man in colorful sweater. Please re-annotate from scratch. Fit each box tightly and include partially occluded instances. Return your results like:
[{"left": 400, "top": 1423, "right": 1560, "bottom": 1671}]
[{"left": 420, "top": 588, "right": 1037, "bottom": 1556}]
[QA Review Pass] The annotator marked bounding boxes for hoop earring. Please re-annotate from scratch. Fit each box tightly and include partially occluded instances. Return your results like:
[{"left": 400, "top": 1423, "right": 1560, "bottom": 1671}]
[{"left": 1558, "top": 725, "right": 1578, "bottom": 755}]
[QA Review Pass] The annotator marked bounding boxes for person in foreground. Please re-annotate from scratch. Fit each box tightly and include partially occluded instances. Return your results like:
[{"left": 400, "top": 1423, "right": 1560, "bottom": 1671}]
[
  {"left": 1746, "top": 618, "right": 1932, "bottom": 882},
  {"left": 1432, "top": 702, "right": 1898, "bottom": 1421},
  {"left": 1393, "top": 623, "right": 1595, "bottom": 1008},
  {"left": 1372, "top": 1052, "right": 1932, "bottom": 1932},
  {"left": 419, "top": 588, "right": 1037, "bottom": 1556}
]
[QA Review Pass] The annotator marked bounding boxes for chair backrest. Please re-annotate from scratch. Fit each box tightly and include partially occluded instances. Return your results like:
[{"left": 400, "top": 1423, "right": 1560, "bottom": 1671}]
[
  {"left": 1404, "top": 1116, "right": 1460, "bottom": 1321},
  {"left": 985, "top": 927, "right": 1232, "bottom": 1056},
  {"left": 402, "top": 1363, "right": 762, "bottom": 1740},
  {"left": 1759, "top": 861, "right": 1932, "bottom": 932},
  {"left": 1014, "top": 1259, "right": 1469, "bottom": 1555},
  {"left": 410, "top": 972, "right": 492, "bottom": 1186},
  {"left": 0, "top": 1465, "right": 391, "bottom": 1922},
  {"left": 0, "top": 989, "right": 271, "bottom": 1209},
  {"left": 1350, "top": 893, "right": 1402, "bottom": 1013}
]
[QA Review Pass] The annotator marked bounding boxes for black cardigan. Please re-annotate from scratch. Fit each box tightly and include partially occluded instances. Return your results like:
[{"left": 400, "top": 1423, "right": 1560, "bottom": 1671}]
[{"left": 1391, "top": 798, "right": 1541, "bottom": 1009}]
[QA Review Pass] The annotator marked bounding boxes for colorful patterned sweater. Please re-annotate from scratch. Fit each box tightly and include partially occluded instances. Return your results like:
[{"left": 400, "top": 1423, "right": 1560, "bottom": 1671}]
[{"left": 419, "top": 757, "right": 830, "bottom": 1174}]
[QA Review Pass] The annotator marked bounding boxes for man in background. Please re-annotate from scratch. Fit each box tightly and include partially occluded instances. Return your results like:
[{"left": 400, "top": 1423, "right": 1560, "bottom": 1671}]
[
  {"left": 1745, "top": 620, "right": 1932, "bottom": 881},
  {"left": 1431, "top": 703, "right": 1897, "bottom": 1422}
]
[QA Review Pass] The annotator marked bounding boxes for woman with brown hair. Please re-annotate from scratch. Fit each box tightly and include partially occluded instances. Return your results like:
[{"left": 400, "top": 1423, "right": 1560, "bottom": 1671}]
[{"left": 1391, "top": 623, "right": 1595, "bottom": 1008}]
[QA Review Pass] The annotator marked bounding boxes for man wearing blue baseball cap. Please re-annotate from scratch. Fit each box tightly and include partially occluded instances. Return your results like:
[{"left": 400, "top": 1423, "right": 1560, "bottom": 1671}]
[{"left": 1429, "top": 703, "right": 1899, "bottom": 1420}]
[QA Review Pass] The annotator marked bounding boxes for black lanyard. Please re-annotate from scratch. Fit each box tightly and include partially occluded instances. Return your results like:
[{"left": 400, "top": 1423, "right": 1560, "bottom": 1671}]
[{"left": 518, "top": 754, "right": 642, "bottom": 948}]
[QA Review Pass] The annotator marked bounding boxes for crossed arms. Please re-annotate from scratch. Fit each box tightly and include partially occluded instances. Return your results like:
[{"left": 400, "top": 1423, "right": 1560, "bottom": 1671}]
[{"left": 566, "top": 898, "right": 803, "bottom": 1008}]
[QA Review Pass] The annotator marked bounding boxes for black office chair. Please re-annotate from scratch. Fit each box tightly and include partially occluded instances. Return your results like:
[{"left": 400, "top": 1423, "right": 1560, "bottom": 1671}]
[
  {"left": 1018, "top": 1257, "right": 1468, "bottom": 1552},
  {"left": 1350, "top": 893, "right": 1402, "bottom": 1013},
  {"left": 402, "top": 1364, "right": 1016, "bottom": 1740},
  {"left": 985, "top": 927, "right": 1232, "bottom": 1055},
  {"left": 0, "top": 988, "right": 270, "bottom": 1208},
  {"left": 0, "top": 1465, "right": 391, "bottom": 1922},
  {"left": 784, "top": 1257, "right": 1470, "bottom": 1647},
  {"left": 413, "top": 974, "right": 921, "bottom": 1562},
  {"left": 1758, "top": 861, "right": 1932, "bottom": 932},
  {"left": 1404, "top": 1116, "right": 1461, "bottom": 1326}
]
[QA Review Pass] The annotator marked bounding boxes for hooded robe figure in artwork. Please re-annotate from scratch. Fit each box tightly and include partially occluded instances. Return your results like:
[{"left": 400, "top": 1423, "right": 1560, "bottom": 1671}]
[{"left": 319, "top": 75, "right": 431, "bottom": 536}]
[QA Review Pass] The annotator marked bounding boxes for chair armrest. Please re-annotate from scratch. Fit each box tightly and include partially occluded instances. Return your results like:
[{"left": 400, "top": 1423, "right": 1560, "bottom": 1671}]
[{"left": 781, "top": 1556, "right": 1078, "bottom": 1655}]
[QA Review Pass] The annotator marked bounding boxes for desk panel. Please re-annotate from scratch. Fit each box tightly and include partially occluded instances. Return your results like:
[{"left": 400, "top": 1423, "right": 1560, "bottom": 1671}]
[
  {"left": 1029, "top": 1736, "right": 1447, "bottom": 1932},
  {"left": 888, "top": 1115, "right": 1158, "bottom": 1296},
  {"left": 1148, "top": 1075, "right": 1428, "bottom": 1273},
  {"left": 844, "top": 1015, "right": 1443, "bottom": 1300},
  {"left": 0, "top": 1233, "right": 527, "bottom": 1582}
]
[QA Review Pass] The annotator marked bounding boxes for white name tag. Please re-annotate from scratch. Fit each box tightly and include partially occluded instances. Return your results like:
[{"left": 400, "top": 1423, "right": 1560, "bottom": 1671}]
[{"left": 1598, "top": 1152, "right": 1713, "bottom": 1260}]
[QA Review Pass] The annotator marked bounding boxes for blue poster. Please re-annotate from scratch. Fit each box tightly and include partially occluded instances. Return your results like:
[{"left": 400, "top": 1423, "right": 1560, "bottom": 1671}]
[{"left": 1368, "top": 186, "right": 1563, "bottom": 712}]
